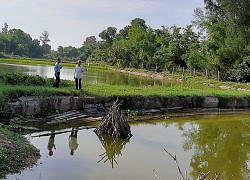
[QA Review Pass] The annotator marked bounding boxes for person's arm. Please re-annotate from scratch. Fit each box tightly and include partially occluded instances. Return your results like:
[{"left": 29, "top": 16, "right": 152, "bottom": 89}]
[
  {"left": 74, "top": 67, "right": 76, "bottom": 78},
  {"left": 54, "top": 64, "right": 57, "bottom": 73}
]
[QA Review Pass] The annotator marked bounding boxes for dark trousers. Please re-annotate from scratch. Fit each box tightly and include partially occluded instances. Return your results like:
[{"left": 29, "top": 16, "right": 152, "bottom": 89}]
[
  {"left": 53, "top": 72, "right": 60, "bottom": 88},
  {"left": 75, "top": 78, "right": 82, "bottom": 89}
]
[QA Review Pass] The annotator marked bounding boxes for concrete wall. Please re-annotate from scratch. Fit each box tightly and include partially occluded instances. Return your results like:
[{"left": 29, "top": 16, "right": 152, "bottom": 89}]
[{"left": 5, "top": 96, "right": 250, "bottom": 117}]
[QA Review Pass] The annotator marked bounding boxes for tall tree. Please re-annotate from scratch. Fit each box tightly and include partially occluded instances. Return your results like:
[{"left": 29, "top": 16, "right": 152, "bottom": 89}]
[
  {"left": 40, "top": 30, "right": 51, "bottom": 55},
  {"left": 99, "top": 27, "right": 117, "bottom": 46},
  {"left": 192, "top": 0, "right": 250, "bottom": 79},
  {"left": 39, "top": 30, "right": 50, "bottom": 45},
  {"left": 2, "top": 22, "right": 8, "bottom": 33}
]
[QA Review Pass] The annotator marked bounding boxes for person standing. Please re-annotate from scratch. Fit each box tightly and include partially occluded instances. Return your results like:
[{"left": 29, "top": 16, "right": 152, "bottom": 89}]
[
  {"left": 53, "top": 58, "right": 62, "bottom": 88},
  {"left": 74, "top": 60, "right": 84, "bottom": 90}
]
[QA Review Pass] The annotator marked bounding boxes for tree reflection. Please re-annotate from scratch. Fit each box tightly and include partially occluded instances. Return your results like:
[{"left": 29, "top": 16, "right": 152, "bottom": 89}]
[
  {"left": 95, "top": 133, "right": 130, "bottom": 168},
  {"left": 181, "top": 118, "right": 250, "bottom": 179}
]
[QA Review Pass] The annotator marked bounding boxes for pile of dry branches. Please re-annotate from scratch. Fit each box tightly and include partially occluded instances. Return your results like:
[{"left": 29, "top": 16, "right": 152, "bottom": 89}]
[{"left": 94, "top": 100, "right": 132, "bottom": 139}]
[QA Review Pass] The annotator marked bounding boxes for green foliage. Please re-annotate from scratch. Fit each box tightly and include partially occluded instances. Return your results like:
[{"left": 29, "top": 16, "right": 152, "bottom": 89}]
[
  {"left": 2, "top": 72, "right": 74, "bottom": 87},
  {"left": 0, "top": 25, "right": 43, "bottom": 57},
  {"left": 0, "top": 72, "right": 77, "bottom": 102},
  {"left": 126, "top": 109, "right": 139, "bottom": 120},
  {"left": 236, "top": 56, "right": 250, "bottom": 82},
  {"left": 3, "top": 73, "right": 47, "bottom": 86},
  {"left": 198, "top": 0, "right": 250, "bottom": 79}
]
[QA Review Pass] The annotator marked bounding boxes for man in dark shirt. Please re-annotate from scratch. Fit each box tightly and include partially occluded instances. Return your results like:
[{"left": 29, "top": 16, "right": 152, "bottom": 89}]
[{"left": 53, "top": 58, "right": 62, "bottom": 88}]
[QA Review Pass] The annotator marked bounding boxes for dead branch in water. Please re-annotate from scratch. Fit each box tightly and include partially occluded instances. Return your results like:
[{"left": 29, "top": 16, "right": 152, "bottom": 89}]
[
  {"left": 94, "top": 99, "right": 132, "bottom": 139},
  {"left": 161, "top": 149, "right": 233, "bottom": 180},
  {"left": 164, "top": 149, "right": 186, "bottom": 179}
]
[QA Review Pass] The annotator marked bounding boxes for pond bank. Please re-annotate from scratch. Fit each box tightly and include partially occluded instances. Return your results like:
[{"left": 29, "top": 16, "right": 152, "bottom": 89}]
[
  {"left": 0, "top": 124, "right": 40, "bottom": 179},
  {"left": 4, "top": 95, "right": 250, "bottom": 118}
]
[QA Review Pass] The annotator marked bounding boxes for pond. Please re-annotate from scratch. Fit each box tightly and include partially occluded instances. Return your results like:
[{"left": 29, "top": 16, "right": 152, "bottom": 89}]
[
  {"left": 0, "top": 63, "right": 164, "bottom": 86},
  {"left": 5, "top": 111, "right": 250, "bottom": 180},
  {"left": 0, "top": 63, "right": 205, "bottom": 88}
]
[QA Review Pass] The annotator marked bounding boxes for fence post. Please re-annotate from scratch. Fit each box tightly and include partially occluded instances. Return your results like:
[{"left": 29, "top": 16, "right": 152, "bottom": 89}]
[{"left": 217, "top": 71, "right": 220, "bottom": 81}]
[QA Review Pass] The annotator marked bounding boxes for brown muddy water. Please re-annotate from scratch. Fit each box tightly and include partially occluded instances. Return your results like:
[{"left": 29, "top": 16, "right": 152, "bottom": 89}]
[{"left": 5, "top": 111, "right": 250, "bottom": 180}]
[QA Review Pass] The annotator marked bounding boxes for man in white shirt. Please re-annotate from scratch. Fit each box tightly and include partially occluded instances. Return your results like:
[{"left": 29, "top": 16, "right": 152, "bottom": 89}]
[{"left": 74, "top": 60, "right": 84, "bottom": 90}]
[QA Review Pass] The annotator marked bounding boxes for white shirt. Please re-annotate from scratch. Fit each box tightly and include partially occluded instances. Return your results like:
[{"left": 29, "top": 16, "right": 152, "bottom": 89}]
[{"left": 74, "top": 65, "right": 84, "bottom": 79}]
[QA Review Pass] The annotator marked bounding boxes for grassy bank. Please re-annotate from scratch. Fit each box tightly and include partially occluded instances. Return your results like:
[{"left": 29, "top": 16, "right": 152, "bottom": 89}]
[
  {"left": 0, "top": 57, "right": 112, "bottom": 70},
  {"left": 1, "top": 72, "right": 250, "bottom": 102},
  {"left": 0, "top": 123, "right": 40, "bottom": 179},
  {"left": 1, "top": 76, "right": 250, "bottom": 101}
]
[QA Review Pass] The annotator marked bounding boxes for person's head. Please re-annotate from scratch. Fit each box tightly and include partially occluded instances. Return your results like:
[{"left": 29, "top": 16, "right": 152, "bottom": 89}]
[
  {"left": 49, "top": 150, "right": 53, "bottom": 156},
  {"left": 57, "top": 58, "right": 61, "bottom": 63},
  {"left": 77, "top": 60, "right": 81, "bottom": 66}
]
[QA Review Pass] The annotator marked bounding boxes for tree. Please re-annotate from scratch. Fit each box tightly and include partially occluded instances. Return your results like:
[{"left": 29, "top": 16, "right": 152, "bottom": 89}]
[
  {"left": 2, "top": 22, "right": 8, "bottom": 33},
  {"left": 7, "top": 28, "right": 32, "bottom": 56},
  {"left": 40, "top": 30, "right": 51, "bottom": 55},
  {"left": 29, "top": 39, "right": 42, "bottom": 57},
  {"left": 200, "top": 0, "right": 250, "bottom": 79},
  {"left": 40, "top": 30, "right": 50, "bottom": 45},
  {"left": 236, "top": 56, "right": 250, "bottom": 82},
  {"left": 80, "top": 36, "right": 98, "bottom": 61},
  {"left": 131, "top": 18, "right": 147, "bottom": 29},
  {"left": 57, "top": 46, "right": 64, "bottom": 56},
  {"left": 99, "top": 27, "right": 117, "bottom": 46},
  {"left": 63, "top": 46, "right": 80, "bottom": 60}
]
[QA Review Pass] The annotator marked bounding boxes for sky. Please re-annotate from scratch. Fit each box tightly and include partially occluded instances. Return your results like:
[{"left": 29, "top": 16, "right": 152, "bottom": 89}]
[{"left": 0, "top": 0, "right": 204, "bottom": 50}]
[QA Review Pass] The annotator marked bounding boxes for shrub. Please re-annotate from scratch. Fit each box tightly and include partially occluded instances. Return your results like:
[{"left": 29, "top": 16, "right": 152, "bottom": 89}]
[
  {"left": 1, "top": 73, "right": 73, "bottom": 87},
  {"left": 236, "top": 56, "right": 250, "bottom": 82}
]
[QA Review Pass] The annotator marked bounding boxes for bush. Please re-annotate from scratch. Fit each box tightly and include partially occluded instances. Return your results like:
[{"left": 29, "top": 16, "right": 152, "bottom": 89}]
[
  {"left": 1, "top": 73, "right": 73, "bottom": 87},
  {"left": 236, "top": 56, "right": 250, "bottom": 82},
  {"left": 2, "top": 73, "right": 46, "bottom": 86}
]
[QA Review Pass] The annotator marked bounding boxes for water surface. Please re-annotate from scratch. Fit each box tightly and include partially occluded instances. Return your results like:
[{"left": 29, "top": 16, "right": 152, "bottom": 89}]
[
  {"left": 0, "top": 63, "right": 205, "bottom": 89},
  {"left": 6, "top": 111, "right": 250, "bottom": 180},
  {"left": 0, "top": 63, "right": 164, "bottom": 86}
]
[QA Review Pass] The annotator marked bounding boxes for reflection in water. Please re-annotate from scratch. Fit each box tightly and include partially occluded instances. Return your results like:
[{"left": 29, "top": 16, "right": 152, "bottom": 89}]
[
  {"left": 179, "top": 116, "right": 250, "bottom": 179},
  {"left": 47, "top": 131, "right": 56, "bottom": 156},
  {"left": 96, "top": 133, "right": 130, "bottom": 168},
  {"left": 69, "top": 128, "right": 79, "bottom": 155},
  {"left": 5, "top": 112, "right": 250, "bottom": 180}
]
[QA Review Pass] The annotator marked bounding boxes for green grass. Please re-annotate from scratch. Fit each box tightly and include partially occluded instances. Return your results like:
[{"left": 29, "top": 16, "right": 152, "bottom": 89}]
[
  {"left": 0, "top": 123, "right": 40, "bottom": 179},
  {"left": 83, "top": 84, "right": 250, "bottom": 97},
  {"left": 0, "top": 72, "right": 250, "bottom": 102},
  {"left": 0, "top": 57, "right": 112, "bottom": 70}
]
